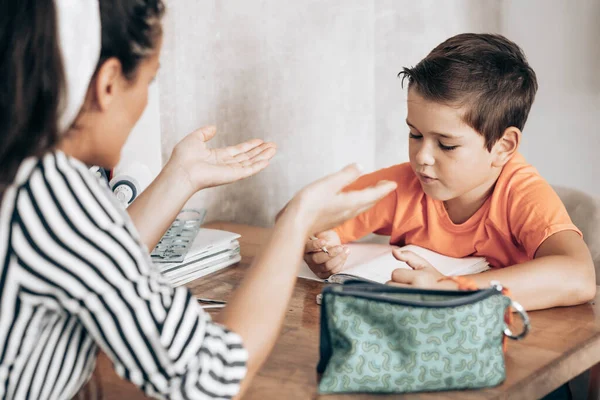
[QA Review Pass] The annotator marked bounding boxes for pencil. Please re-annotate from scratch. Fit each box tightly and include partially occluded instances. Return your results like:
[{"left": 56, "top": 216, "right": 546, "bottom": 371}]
[{"left": 309, "top": 235, "right": 330, "bottom": 255}]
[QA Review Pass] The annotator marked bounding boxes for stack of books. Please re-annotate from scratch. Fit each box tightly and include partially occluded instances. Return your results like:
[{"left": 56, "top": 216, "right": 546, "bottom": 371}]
[{"left": 156, "top": 228, "right": 242, "bottom": 286}]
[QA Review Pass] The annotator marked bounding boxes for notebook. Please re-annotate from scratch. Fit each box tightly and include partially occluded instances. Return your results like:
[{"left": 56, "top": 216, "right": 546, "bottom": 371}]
[
  {"left": 157, "top": 228, "right": 241, "bottom": 286},
  {"left": 298, "top": 243, "right": 489, "bottom": 284},
  {"left": 167, "top": 253, "right": 242, "bottom": 286}
]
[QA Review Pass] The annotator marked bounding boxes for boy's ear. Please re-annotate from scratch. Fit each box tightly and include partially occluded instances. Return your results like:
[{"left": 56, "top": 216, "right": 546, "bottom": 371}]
[
  {"left": 93, "top": 58, "right": 124, "bottom": 111},
  {"left": 491, "top": 127, "right": 521, "bottom": 167}
]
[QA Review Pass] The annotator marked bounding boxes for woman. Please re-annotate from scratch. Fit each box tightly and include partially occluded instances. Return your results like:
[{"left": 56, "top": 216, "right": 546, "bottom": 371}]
[{"left": 0, "top": 0, "right": 396, "bottom": 399}]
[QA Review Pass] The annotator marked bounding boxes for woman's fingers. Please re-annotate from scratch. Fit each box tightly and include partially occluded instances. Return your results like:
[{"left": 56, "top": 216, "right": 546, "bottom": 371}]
[
  {"left": 342, "top": 180, "right": 397, "bottom": 208},
  {"left": 227, "top": 142, "right": 276, "bottom": 163},
  {"left": 311, "top": 245, "right": 345, "bottom": 265},
  {"left": 224, "top": 138, "right": 265, "bottom": 157}
]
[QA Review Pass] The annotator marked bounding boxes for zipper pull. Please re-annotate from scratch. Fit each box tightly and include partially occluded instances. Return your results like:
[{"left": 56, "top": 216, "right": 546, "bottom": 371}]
[{"left": 490, "top": 280, "right": 504, "bottom": 292}]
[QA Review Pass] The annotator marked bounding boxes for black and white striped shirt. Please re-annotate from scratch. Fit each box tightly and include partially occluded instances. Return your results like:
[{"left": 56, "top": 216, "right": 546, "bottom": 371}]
[{"left": 0, "top": 151, "right": 247, "bottom": 399}]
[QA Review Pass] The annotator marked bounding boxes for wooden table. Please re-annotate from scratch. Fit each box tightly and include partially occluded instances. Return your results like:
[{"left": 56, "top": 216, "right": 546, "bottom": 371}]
[{"left": 77, "top": 222, "right": 600, "bottom": 400}]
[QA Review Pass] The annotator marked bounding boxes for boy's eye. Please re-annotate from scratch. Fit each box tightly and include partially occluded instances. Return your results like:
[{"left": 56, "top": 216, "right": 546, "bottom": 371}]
[
  {"left": 409, "top": 132, "right": 458, "bottom": 151},
  {"left": 439, "top": 143, "right": 459, "bottom": 151}
]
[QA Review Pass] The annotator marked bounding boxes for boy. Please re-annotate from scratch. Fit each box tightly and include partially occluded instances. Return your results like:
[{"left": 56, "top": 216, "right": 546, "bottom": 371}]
[{"left": 304, "top": 33, "right": 595, "bottom": 310}]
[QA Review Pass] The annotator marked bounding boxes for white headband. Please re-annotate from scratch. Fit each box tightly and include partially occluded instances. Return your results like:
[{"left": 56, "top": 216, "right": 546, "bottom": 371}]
[{"left": 54, "top": 0, "right": 102, "bottom": 133}]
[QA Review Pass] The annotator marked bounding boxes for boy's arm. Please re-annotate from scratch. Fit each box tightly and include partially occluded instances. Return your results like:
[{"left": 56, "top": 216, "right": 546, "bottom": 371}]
[
  {"left": 481, "top": 176, "right": 596, "bottom": 309},
  {"left": 467, "top": 230, "right": 595, "bottom": 310},
  {"left": 390, "top": 230, "right": 596, "bottom": 311}
]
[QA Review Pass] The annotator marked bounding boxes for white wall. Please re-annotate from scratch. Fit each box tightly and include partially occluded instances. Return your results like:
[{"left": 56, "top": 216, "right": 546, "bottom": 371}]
[
  {"left": 501, "top": 0, "right": 600, "bottom": 196},
  {"left": 114, "top": 81, "right": 163, "bottom": 193},
  {"left": 158, "top": 1, "right": 378, "bottom": 226},
  {"left": 374, "top": 0, "right": 503, "bottom": 169},
  {"left": 157, "top": 0, "right": 504, "bottom": 227},
  {"left": 119, "top": 1, "right": 598, "bottom": 226}
]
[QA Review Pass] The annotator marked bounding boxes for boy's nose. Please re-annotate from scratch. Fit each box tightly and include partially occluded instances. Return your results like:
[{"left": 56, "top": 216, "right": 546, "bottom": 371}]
[{"left": 415, "top": 146, "right": 435, "bottom": 166}]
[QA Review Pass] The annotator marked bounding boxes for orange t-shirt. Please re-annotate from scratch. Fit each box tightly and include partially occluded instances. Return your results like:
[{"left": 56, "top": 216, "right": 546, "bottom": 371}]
[{"left": 334, "top": 153, "right": 581, "bottom": 268}]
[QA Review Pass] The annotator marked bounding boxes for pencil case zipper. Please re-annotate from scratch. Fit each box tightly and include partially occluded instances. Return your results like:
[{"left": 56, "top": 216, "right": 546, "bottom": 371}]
[{"left": 323, "top": 281, "right": 503, "bottom": 309}]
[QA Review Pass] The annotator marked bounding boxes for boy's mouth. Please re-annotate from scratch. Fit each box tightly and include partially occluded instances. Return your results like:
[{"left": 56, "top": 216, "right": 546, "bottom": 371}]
[{"left": 417, "top": 172, "right": 438, "bottom": 184}]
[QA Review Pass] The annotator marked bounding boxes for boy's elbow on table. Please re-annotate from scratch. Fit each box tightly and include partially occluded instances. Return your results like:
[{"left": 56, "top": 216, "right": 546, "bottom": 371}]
[
  {"left": 576, "top": 266, "right": 596, "bottom": 304},
  {"left": 563, "top": 259, "right": 596, "bottom": 306}
]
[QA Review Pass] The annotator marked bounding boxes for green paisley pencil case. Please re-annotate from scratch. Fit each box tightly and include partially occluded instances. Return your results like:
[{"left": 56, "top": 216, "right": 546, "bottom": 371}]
[{"left": 316, "top": 281, "right": 529, "bottom": 394}]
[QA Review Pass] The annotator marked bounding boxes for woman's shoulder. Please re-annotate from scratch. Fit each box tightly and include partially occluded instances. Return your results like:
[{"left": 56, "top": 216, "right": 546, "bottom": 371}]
[
  {"left": 10, "top": 150, "right": 88, "bottom": 188},
  {"left": 9, "top": 150, "right": 128, "bottom": 227}
]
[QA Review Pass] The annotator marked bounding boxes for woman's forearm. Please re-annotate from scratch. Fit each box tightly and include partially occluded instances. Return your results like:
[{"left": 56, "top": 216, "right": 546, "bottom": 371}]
[
  {"left": 216, "top": 207, "right": 309, "bottom": 395},
  {"left": 127, "top": 161, "right": 194, "bottom": 250}
]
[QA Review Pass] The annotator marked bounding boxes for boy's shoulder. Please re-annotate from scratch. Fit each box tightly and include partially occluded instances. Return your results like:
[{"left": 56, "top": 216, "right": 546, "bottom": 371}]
[
  {"left": 491, "top": 154, "right": 580, "bottom": 260},
  {"left": 492, "top": 153, "right": 567, "bottom": 222},
  {"left": 495, "top": 153, "right": 550, "bottom": 196}
]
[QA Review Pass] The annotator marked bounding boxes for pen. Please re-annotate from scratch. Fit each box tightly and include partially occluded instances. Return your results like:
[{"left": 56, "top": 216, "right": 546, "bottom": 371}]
[
  {"left": 309, "top": 235, "right": 330, "bottom": 255},
  {"left": 196, "top": 298, "right": 227, "bottom": 304},
  {"left": 200, "top": 304, "right": 226, "bottom": 309}
]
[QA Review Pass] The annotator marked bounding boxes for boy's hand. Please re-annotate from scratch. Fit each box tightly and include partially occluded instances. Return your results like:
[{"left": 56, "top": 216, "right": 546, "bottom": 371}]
[
  {"left": 304, "top": 230, "right": 349, "bottom": 279},
  {"left": 388, "top": 249, "right": 452, "bottom": 289}
]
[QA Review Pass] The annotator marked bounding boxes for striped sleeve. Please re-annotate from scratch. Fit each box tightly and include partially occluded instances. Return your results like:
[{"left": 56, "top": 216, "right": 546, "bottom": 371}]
[{"left": 11, "top": 153, "right": 247, "bottom": 399}]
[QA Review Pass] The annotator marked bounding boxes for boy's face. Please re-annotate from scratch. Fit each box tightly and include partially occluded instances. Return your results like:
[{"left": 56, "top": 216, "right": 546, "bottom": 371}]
[{"left": 406, "top": 89, "right": 499, "bottom": 203}]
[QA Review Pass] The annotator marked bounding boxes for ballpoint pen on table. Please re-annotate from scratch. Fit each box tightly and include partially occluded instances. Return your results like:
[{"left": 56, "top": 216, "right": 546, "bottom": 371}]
[
  {"left": 196, "top": 298, "right": 227, "bottom": 309},
  {"left": 196, "top": 297, "right": 226, "bottom": 304}
]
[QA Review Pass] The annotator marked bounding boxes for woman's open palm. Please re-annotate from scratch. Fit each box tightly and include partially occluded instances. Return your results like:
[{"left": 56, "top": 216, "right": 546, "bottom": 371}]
[{"left": 170, "top": 125, "right": 277, "bottom": 191}]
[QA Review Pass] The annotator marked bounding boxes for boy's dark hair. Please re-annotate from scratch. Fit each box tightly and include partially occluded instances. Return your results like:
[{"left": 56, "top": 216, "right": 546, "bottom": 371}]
[{"left": 399, "top": 33, "right": 538, "bottom": 151}]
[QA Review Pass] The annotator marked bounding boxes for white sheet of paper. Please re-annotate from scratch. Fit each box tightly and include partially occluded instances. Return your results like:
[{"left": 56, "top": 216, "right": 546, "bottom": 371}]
[{"left": 297, "top": 243, "right": 489, "bottom": 284}]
